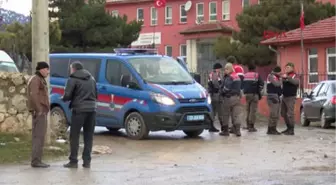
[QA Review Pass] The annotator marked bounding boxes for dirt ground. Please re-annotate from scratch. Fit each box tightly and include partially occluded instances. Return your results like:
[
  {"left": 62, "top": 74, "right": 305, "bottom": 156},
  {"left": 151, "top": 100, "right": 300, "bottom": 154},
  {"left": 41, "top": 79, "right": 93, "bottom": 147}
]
[{"left": 0, "top": 120, "right": 335, "bottom": 185}]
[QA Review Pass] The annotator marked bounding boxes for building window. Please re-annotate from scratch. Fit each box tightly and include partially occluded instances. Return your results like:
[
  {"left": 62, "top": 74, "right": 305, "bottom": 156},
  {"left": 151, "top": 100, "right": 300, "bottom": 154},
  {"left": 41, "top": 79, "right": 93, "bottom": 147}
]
[
  {"left": 180, "top": 5, "right": 187, "bottom": 23},
  {"left": 222, "top": 0, "right": 230, "bottom": 20},
  {"left": 196, "top": 3, "right": 204, "bottom": 22},
  {"left": 242, "top": 0, "right": 249, "bottom": 7},
  {"left": 111, "top": 10, "right": 119, "bottom": 17},
  {"left": 209, "top": 2, "right": 217, "bottom": 21},
  {"left": 308, "top": 48, "right": 318, "bottom": 84},
  {"left": 151, "top": 7, "right": 158, "bottom": 25},
  {"left": 327, "top": 47, "right": 336, "bottom": 80},
  {"left": 165, "top": 6, "right": 172, "bottom": 24},
  {"left": 180, "top": 44, "right": 186, "bottom": 56},
  {"left": 165, "top": 45, "right": 173, "bottom": 56},
  {"left": 137, "top": 8, "right": 144, "bottom": 22}
]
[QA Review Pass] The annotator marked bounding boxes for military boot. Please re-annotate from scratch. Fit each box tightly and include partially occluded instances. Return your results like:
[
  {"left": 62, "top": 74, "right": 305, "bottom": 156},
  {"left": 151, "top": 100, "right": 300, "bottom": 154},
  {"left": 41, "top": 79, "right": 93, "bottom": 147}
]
[
  {"left": 283, "top": 127, "right": 294, "bottom": 135},
  {"left": 281, "top": 124, "right": 290, "bottom": 134},
  {"left": 219, "top": 125, "right": 229, "bottom": 136},
  {"left": 234, "top": 125, "right": 241, "bottom": 137},
  {"left": 248, "top": 124, "right": 257, "bottom": 132},
  {"left": 209, "top": 121, "right": 219, "bottom": 132},
  {"left": 229, "top": 126, "right": 236, "bottom": 133},
  {"left": 267, "top": 127, "right": 281, "bottom": 135}
]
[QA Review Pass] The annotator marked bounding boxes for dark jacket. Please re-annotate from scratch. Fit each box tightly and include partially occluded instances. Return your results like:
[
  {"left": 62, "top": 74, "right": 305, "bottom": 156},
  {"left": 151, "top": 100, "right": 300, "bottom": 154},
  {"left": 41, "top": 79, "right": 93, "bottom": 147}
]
[
  {"left": 243, "top": 71, "right": 264, "bottom": 95},
  {"left": 220, "top": 72, "right": 241, "bottom": 97},
  {"left": 62, "top": 69, "right": 97, "bottom": 112},
  {"left": 266, "top": 72, "right": 282, "bottom": 96},
  {"left": 27, "top": 72, "right": 50, "bottom": 113},
  {"left": 207, "top": 71, "right": 222, "bottom": 94},
  {"left": 282, "top": 72, "right": 299, "bottom": 97}
]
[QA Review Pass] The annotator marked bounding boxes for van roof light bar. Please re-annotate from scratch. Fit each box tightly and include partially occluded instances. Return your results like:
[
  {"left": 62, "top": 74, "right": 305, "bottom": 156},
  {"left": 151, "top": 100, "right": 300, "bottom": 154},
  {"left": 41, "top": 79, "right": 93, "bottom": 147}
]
[{"left": 113, "top": 48, "right": 158, "bottom": 55}]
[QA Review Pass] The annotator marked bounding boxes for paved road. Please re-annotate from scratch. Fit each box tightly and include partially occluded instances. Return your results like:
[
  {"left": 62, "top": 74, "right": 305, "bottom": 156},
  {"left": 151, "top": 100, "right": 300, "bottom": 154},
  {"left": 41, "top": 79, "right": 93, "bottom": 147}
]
[{"left": 0, "top": 123, "right": 335, "bottom": 185}]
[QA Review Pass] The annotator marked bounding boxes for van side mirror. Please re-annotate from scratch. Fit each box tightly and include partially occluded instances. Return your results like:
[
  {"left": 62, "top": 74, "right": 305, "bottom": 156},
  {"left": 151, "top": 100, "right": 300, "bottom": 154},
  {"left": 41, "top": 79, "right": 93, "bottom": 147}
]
[{"left": 121, "top": 75, "right": 139, "bottom": 89}]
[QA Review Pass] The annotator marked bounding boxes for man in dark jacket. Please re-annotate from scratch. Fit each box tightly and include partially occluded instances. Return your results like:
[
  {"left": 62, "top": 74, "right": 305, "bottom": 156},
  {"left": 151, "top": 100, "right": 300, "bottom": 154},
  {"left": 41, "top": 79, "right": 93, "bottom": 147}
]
[
  {"left": 207, "top": 63, "right": 222, "bottom": 132},
  {"left": 242, "top": 63, "right": 264, "bottom": 132},
  {"left": 219, "top": 63, "right": 242, "bottom": 137},
  {"left": 266, "top": 66, "right": 282, "bottom": 135},
  {"left": 281, "top": 62, "right": 299, "bottom": 135},
  {"left": 62, "top": 61, "right": 97, "bottom": 168}
]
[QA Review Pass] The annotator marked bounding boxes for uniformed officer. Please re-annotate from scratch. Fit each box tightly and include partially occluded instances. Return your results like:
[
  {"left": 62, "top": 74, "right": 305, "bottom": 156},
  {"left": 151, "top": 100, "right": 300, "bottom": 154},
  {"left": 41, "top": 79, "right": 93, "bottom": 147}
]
[
  {"left": 219, "top": 63, "right": 242, "bottom": 137},
  {"left": 242, "top": 63, "right": 264, "bottom": 132},
  {"left": 266, "top": 66, "right": 282, "bottom": 135},
  {"left": 281, "top": 62, "right": 299, "bottom": 135},
  {"left": 227, "top": 56, "right": 245, "bottom": 133},
  {"left": 27, "top": 62, "right": 50, "bottom": 168},
  {"left": 207, "top": 63, "right": 222, "bottom": 132}
]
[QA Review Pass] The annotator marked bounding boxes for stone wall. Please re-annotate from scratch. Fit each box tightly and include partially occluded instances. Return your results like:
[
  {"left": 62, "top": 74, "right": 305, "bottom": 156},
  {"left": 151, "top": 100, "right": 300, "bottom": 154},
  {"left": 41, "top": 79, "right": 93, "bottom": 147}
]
[{"left": 0, "top": 72, "right": 32, "bottom": 133}]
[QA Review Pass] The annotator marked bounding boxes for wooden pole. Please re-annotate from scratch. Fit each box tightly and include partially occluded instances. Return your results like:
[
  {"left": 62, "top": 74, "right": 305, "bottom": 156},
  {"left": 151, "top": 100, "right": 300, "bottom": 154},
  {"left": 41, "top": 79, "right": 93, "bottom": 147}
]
[{"left": 32, "top": 0, "right": 51, "bottom": 144}]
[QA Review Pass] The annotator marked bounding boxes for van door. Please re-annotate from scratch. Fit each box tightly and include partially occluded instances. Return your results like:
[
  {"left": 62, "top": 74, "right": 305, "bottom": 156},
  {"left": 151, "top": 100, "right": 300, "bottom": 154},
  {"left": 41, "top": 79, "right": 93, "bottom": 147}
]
[
  {"left": 68, "top": 58, "right": 106, "bottom": 125},
  {"left": 103, "top": 58, "right": 142, "bottom": 127}
]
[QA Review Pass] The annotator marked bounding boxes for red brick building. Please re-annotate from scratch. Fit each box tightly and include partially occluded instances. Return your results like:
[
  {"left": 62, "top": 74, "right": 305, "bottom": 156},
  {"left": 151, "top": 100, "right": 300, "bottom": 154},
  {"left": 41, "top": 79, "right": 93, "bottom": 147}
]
[
  {"left": 261, "top": 16, "right": 336, "bottom": 91},
  {"left": 105, "top": 0, "right": 334, "bottom": 76},
  {"left": 105, "top": 0, "right": 259, "bottom": 72}
]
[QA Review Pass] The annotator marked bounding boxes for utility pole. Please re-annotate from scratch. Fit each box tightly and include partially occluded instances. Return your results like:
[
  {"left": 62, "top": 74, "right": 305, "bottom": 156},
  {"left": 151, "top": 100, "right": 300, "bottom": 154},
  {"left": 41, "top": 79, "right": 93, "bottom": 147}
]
[{"left": 32, "top": 0, "right": 51, "bottom": 144}]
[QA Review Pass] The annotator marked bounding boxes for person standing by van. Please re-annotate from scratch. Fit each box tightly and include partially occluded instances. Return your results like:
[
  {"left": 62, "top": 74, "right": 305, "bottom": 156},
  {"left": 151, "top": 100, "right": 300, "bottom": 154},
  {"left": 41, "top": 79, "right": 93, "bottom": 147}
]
[
  {"left": 219, "top": 63, "right": 242, "bottom": 137},
  {"left": 280, "top": 63, "right": 299, "bottom": 135},
  {"left": 207, "top": 63, "right": 222, "bottom": 132},
  {"left": 266, "top": 66, "right": 282, "bottom": 135},
  {"left": 27, "top": 61, "right": 50, "bottom": 168},
  {"left": 62, "top": 61, "right": 97, "bottom": 168},
  {"left": 243, "top": 63, "right": 264, "bottom": 132}
]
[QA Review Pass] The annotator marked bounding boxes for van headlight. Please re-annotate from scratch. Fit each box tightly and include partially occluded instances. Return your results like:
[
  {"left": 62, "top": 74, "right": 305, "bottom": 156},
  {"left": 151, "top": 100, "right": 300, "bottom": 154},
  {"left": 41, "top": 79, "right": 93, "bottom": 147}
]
[
  {"left": 207, "top": 96, "right": 211, "bottom": 104},
  {"left": 150, "top": 93, "right": 175, "bottom": 106}
]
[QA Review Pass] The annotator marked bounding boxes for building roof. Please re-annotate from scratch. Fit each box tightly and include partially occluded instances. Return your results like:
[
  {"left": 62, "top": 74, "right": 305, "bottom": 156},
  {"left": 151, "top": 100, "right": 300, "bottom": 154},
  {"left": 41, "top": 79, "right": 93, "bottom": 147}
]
[
  {"left": 180, "top": 22, "right": 238, "bottom": 35},
  {"left": 261, "top": 16, "right": 336, "bottom": 45}
]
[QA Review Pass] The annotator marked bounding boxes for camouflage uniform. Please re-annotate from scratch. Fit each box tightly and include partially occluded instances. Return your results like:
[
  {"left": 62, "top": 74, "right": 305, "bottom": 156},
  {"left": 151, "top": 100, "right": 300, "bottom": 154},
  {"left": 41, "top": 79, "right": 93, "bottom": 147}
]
[
  {"left": 266, "top": 70, "right": 282, "bottom": 135},
  {"left": 219, "top": 71, "right": 242, "bottom": 137},
  {"left": 243, "top": 70, "right": 264, "bottom": 132}
]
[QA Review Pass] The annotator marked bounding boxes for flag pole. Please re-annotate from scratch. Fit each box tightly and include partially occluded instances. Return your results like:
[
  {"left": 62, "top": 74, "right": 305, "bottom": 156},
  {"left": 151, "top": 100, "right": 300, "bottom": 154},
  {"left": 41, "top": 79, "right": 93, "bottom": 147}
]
[{"left": 300, "top": 0, "right": 304, "bottom": 97}]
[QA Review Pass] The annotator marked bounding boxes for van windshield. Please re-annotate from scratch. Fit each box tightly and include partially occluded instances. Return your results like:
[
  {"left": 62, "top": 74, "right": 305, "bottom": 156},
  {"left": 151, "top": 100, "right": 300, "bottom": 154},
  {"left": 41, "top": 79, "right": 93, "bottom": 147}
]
[
  {"left": 0, "top": 61, "right": 19, "bottom": 73},
  {"left": 128, "top": 57, "right": 194, "bottom": 85}
]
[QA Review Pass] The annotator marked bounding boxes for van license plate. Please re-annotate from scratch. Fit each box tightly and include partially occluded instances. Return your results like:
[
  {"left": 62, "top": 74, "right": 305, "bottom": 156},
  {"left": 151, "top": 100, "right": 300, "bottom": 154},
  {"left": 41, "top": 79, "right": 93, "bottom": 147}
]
[{"left": 186, "top": 115, "right": 205, "bottom": 121}]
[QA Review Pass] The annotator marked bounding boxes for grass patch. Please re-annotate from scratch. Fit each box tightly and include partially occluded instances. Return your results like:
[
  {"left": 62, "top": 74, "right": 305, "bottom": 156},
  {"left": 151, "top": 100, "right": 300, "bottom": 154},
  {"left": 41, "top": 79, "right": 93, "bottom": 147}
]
[{"left": 0, "top": 133, "right": 69, "bottom": 164}]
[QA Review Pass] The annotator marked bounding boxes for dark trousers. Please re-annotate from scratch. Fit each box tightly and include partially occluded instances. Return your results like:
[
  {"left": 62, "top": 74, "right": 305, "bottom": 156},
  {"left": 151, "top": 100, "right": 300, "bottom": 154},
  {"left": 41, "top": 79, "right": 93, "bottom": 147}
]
[
  {"left": 220, "top": 96, "right": 242, "bottom": 127},
  {"left": 281, "top": 96, "right": 296, "bottom": 128},
  {"left": 31, "top": 113, "right": 47, "bottom": 164},
  {"left": 267, "top": 94, "right": 281, "bottom": 127},
  {"left": 211, "top": 93, "right": 223, "bottom": 122},
  {"left": 69, "top": 111, "right": 96, "bottom": 164},
  {"left": 245, "top": 94, "right": 259, "bottom": 126}
]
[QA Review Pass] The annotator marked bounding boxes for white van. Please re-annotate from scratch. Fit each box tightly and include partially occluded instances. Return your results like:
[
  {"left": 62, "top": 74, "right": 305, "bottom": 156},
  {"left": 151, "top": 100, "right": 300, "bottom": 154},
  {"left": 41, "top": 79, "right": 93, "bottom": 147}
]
[{"left": 0, "top": 50, "right": 19, "bottom": 72}]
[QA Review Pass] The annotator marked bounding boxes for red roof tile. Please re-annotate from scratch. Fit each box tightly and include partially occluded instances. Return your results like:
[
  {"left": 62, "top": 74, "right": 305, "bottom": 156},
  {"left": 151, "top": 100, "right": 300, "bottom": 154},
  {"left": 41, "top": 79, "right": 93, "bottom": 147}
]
[
  {"left": 180, "top": 22, "right": 238, "bottom": 34},
  {"left": 261, "top": 16, "right": 336, "bottom": 45}
]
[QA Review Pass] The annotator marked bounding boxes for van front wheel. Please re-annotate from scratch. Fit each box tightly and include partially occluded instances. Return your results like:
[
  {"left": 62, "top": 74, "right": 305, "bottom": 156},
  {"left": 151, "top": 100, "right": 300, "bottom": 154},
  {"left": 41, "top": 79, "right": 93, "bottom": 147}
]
[
  {"left": 125, "top": 112, "right": 149, "bottom": 140},
  {"left": 183, "top": 129, "right": 204, "bottom": 137},
  {"left": 50, "top": 106, "right": 68, "bottom": 139}
]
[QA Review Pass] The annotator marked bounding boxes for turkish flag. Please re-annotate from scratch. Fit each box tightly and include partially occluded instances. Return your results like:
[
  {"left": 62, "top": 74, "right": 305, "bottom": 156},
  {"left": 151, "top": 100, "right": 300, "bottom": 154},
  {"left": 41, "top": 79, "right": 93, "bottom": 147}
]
[
  {"left": 300, "top": 4, "right": 305, "bottom": 30},
  {"left": 154, "top": 0, "right": 166, "bottom": 8}
]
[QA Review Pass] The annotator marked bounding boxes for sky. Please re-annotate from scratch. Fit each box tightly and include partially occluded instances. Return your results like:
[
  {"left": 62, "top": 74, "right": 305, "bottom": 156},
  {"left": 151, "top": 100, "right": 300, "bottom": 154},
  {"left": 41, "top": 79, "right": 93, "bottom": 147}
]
[{"left": 1, "top": 0, "right": 32, "bottom": 16}]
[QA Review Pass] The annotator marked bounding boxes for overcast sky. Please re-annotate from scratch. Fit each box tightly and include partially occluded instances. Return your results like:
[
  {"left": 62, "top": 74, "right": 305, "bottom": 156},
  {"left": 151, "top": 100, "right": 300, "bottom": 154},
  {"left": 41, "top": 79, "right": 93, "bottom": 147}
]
[{"left": 2, "top": 0, "right": 32, "bottom": 16}]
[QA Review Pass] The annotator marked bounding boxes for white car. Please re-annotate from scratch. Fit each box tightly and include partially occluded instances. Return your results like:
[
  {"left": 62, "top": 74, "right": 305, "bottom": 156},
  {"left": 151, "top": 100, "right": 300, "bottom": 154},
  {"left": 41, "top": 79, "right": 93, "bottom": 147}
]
[{"left": 0, "top": 50, "right": 19, "bottom": 72}]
